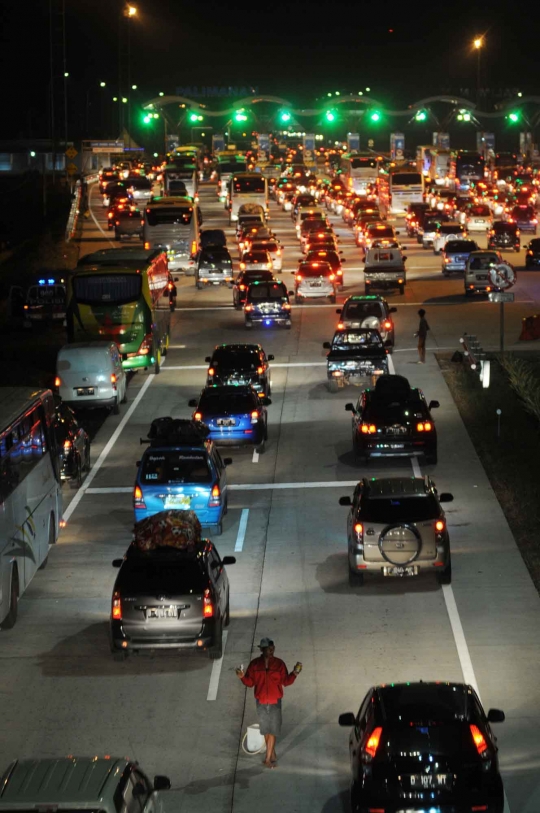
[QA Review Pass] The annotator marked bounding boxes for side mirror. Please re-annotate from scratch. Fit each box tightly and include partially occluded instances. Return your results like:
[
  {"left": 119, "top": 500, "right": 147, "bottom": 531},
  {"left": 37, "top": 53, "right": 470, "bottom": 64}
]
[
  {"left": 188, "top": 398, "right": 198, "bottom": 407},
  {"left": 267, "top": 354, "right": 275, "bottom": 361},
  {"left": 261, "top": 397, "right": 272, "bottom": 406},
  {"left": 338, "top": 712, "right": 356, "bottom": 727},
  {"left": 222, "top": 555, "right": 236, "bottom": 565},
  {"left": 339, "top": 496, "right": 352, "bottom": 507},
  {"left": 439, "top": 493, "right": 454, "bottom": 503},
  {"left": 345, "top": 402, "right": 355, "bottom": 412},
  {"left": 205, "top": 356, "right": 211, "bottom": 363},
  {"left": 153, "top": 776, "right": 171, "bottom": 791},
  {"left": 341, "top": 258, "right": 347, "bottom": 263},
  {"left": 322, "top": 341, "right": 331, "bottom": 349},
  {"left": 487, "top": 708, "right": 505, "bottom": 723},
  {"left": 223, "top": 457, "right": 233, "bottom": 466},
  {"left": 136, "top": 460, "right": 141, "bottom": 466},
  {"left": 389, "top": 307, "right": 397, "bottom": 313},
  {"left": 112, "top": 559, "right": 123, "bottom": 568},
  {"left": 336, "top": 308, "right": 342, "bottom": 314},
  {"left": 428, "top": 400, "right": 440, "bottom": 409}
]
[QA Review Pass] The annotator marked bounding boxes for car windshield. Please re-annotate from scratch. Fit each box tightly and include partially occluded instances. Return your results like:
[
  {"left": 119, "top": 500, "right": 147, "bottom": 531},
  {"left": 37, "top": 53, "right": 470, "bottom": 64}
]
[
  {"left": 141, "top": 452, "right": 212, "bottom": 484},
  {"left": 332, "top": 331, "right": 382, "bottom": 349},
  {"left": 360, "top": 493, "right": 440, "bottom": 522},
  {"left": 121, "top": 556, "right": 207, "bottom": 594},
  {"left": 249, "top": 282, "right": 287, "bottom": 300},
  {"left": 212, "top": 350, "right": 260, "bottom": 371},
  {"left": 198, "top": 392, "right": 257, "bottom": 414},
  {"left": 380, "top": 684, "right": 467, "bottom": 723},
  {"left": 445, "top": 240, "right": 477, "bottom": 253},
  {"left": 342, "top": 301, "right": 384, "bottom": 319}
]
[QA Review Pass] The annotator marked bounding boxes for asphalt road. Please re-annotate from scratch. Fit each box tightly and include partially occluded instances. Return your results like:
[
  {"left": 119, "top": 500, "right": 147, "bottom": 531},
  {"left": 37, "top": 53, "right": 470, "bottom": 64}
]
[{"left": 1, "top": 180, "right": 539, "bottom": 813}]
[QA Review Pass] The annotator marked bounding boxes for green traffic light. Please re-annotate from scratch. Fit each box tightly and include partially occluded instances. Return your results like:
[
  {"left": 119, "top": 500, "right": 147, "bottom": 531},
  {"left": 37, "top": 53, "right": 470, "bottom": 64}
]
[
  {"left": 280, "top": 111, "right": 291, "bottom": 123},
  {"left": 325, "top": 110, "right": 336, "bottom": 122},
  {"left": 415, "top": 110, "right": 427, "bottom": 122},
  {"left": 508, "top": 112, "right": 520, "bottom": 123},
  {"left": 234, "top": 109, "right": 248, "bottom": 122},
  {"left": 370, "top": 111, "right": 381, "bottom": 122},
  {"left": 189, "top": 113, "right": 198, "bottom": 122},
  {"left": 143, "top": 115, "right": 151, "bottom": 124}
]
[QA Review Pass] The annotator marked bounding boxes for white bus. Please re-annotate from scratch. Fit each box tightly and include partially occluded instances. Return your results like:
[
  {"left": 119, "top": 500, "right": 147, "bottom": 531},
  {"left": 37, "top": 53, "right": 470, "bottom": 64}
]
[
  {"left": 339, "top": 153, "right": 379, "bottom": 195},
  {"left": 0, "top": 388, "right": 62, "bottom": 629},
  {"left": 429, "top": 150, "right": 453, "bottom": 186},
  {"left": 389, "top": 171, "right": 424, "bottom": 214},
  {"left": 228, "top": 173, "right": 268, "bottom": 223}
]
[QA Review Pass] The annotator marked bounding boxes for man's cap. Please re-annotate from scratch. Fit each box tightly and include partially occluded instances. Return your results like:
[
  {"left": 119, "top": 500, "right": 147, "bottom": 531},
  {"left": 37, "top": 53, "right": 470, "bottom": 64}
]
[{"left": 258, "top": 637, "right": 274, "bottom": 648}]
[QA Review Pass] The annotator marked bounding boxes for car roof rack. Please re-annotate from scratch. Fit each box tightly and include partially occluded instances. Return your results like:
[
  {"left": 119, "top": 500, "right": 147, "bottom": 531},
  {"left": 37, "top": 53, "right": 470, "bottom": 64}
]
[
  {"left": 141, "top": 417, "right": 210, "bottom": 447},
  {"left": 372, "top": 374, "right": 411, "bottom": 402}
]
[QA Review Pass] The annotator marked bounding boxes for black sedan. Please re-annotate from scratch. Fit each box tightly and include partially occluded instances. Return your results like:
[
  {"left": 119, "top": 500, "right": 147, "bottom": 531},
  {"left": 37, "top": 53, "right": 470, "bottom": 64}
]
[
  {"left": 205, "top": 343, "right": 274, "bottom": 396},
  {"left": 488, "top": 221, "right": 520, "bottom": 252},
  {"left": 345, "top": 374, "right": 439, "bottom": 464},
  {"left": 53, "top": 401, "right": 91, "bottom": 487},
  {"left": 509, "top": 204, "right": 537, "bottom": 233},
  {"left": 524, "top": 238, "right": 540, "bottom": 268},
  {"left": 339, "top": 681, "right": 505, "bottom": 813}
]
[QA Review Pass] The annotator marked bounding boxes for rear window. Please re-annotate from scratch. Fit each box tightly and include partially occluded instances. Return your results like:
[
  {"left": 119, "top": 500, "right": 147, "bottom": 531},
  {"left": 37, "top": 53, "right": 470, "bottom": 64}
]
[
  {"left": 212, "top": 349, "right": 259, "bottom": 371},
  {"left": 145, "top": 207, "right": 193, "bottom": 226},
  {"left": 198, "top": 392, "right": 258, "bottom": 414},
  {"left": 385, "top": 722, "right": 476, "bottom": 757},
  {"left": 368, "top": 227, "right": 394, "bottom": 238},
  {"left": 298, "top": 263, "right": 332, "bottom": 277},
  {"left": 249, "top": 282, "right": 287, "bottom": 300},
  {"left": 302, "top": 221, "right": 329, "bottom": 232},
  {"left": 380, "top": 684, "right": 467, "bottom": 723},
  {"left": 342, "top": 301, "right": 384, "bottom": 319},
  {"left": 469, "top": 206, "right": 490, "bottom": 216},
  {"left": 528, "top": 239, "right": 540, "bottom": 250},
  {"left": 241, "top": 270, "right": 274, "bottom": 283},
  {"left": 72, "top": 273, "right": 141, "bottom": 305},
  {"left": 360, "top": 494, "right": 440, "bottom": 523},
  {"left": 128, "top": 178, "right": 151, "bottom": 190},
  {"left": 350, "top": 157, "right": 377, "bottom": 169},
  {"left": 493, "top": 223, "right": 515, "bottom": 233},
  {"left": 200, "top": 250, "right": 231, "bottom": 266},
  {"left": 391, "top": 172, "right": 422, "bottom": 185},
  {"left": 445, "top": 240, "right": 477, "bottom": 253},
  {"left": 252, "top": 242, "right": 278, "bottom": 252},
  {"left": 141, "top": 451, "right": 211, "bottom": 484},
  {"left": 438, "top": 224, "right": 464, "bottom": 234},
  {"left": 121, "top": 557, "right": 207, "bottom": 594}
]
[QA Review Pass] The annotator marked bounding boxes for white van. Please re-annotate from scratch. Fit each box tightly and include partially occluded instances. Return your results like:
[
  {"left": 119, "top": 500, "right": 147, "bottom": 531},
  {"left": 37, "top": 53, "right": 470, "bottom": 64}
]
[{"left": 56, "top": 342, "right": 127, "bottom": 413}]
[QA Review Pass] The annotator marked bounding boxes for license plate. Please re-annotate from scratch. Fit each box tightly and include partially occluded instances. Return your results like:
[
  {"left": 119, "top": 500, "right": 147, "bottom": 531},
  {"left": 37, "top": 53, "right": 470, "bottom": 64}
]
[
  {"left": 390, "top": 443, "right": 405, "bottom": 449},
  {"left": 475, "top": 219, "right": 484, "bottom": 223},
  {"left": 76, "top": 387, "right": 94, "bottom": 396},
  {"left": 476, "top": 274, "right": 488, "bottom": 280},
  {"left": 410, "top": 773, "right": 450, "bottom": 788},
  {"left": 217, "top": 418, "right": 236, "bottom": 426},
  {"left": 310, "top": 282, "right": 322, "bottom": 287},
  {"left": 146, "top": 606, "right": 178, "bottom": 619},
  {"left": 164, "top": 494, "right": 191, "bottom": 508},
  {"left": 383, "top": 565, "right": 419, "bottom": 577}
]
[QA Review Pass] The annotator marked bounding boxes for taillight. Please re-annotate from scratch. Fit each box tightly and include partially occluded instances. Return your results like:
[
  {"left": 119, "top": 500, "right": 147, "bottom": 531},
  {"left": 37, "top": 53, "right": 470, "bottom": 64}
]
[
  {"left": 203, "top": 588, "right": 214, "bottom": 618},
  {"left": 54, "top": 376, "right": 61, "bottom": 388},
  {"left": 364, "top": 726, "right": 383, "bottom": 760},
  {"left": 383, "top": 320, "right": 392, "bottom": 329},
  {"left": 337, "top": 322, "right": 345, "bottom": 329},
  {"left": 194, "top": 411, "right": 202, "bottom": 421},
  {"left": 251, "top": 410, "right": 259, "bottom": 423},
  {"left": 244, "top": 304, "right": 253, "bottom": 312},
  {"left": 257, "top": 366, "right": 264, "bottom": 374},
  {"left": 283, "top": 302, "right": 291, "bottom": 310},
  {"left": 296, "top": 274, "right": 302, "bottom": 281},
  {"left": 354, "top": 522, "right": 363, "bottom": 543},
  {"left": 138, "top": 333, "right": 153, "bottom": 356},
  {"left": 110, "top": 373, "right": 117, "bottom": 390},
  {"left": 209, "top": 484, "right": 221, "bottom": 507},
  {"left": 416, "top": 421, "right": 432, "bottom": 432},
  {"left": 435, "top": 520, "right": 445, "bottom": 532},
  {"left": 191, "top": 240, "right": 197, "bottom": 256},
  {"left": 133, "top": 485, "right": 146, "bottom": 509},
  {"left": 239, "top": 282, "right": 247, "bottom": 291},
  {"left": 470, "top": 724, "right": 489, "bottom": 757},
  {"left": 240, "top": 262, "right": 246, "bottom": 270},
  {"left": 208, "top": 367, "right": 215, "bottom": 377},
  {"left": 144, "top": 241, "right": 150, "bottom": 249},
  {"left": 329, "top": 274, "right": 335, "bottom": 281},
  {"left": 63, "top": 439, "right": 72, "bottom": 452},
  {"left": 361, "top": 423, "right": 376, "bottom": 434},
  {"left": 112, "top": 591, "right": 122, "bottom": 620},
  {"left": 276, "top": 248, "right": 281, "bottom": 255}
]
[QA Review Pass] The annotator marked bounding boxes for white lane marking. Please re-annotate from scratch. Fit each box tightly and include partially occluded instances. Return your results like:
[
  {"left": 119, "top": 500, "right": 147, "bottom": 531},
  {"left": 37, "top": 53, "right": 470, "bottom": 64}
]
[
  {"left": 85, "top": 480, "right": 359, "bottom": 495},
  {"left": 162, "top": 362, "right": 327, "bottom": 370},
  {"left": 207, "top": 630, "right": 228, "bottom": 701},
  {"left": 252, "top": 448, "right": 259, "bottom": 463},
  {"left": 62, "top": 373, "right": 156, "bottom": 522},
  {"left": 387, "top": 353, "right": 396, "bottom": 375},
  {"left": 235, "top": 509, "right": 249, "bottom": 552},
  {"left": 411, "top": 457, "right": 422, "bottom": 477}
]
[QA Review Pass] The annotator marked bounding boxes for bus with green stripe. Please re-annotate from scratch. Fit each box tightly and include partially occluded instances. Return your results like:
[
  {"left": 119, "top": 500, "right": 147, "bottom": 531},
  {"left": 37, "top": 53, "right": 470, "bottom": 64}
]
[{"left": 67, "top": 248, "right": 171, "bottom": 373}]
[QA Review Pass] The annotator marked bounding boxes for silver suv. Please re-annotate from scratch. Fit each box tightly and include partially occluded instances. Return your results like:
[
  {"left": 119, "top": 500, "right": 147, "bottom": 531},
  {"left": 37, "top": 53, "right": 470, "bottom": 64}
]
[
  {"left": 294, "top": 260, "right": 337, "bottom": 303},
  {"left": 339, "top": 477, "right": 453, "bottom": 586}
]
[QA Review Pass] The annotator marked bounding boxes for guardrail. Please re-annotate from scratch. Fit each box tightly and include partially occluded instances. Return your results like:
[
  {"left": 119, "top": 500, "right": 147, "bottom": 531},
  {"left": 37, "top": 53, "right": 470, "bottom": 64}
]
[
  {"left": 65, "top": 180, "right": 82, "bottom": 243},
  {"left": 459, "top": 333, "right": 490, "bottom": 388}
]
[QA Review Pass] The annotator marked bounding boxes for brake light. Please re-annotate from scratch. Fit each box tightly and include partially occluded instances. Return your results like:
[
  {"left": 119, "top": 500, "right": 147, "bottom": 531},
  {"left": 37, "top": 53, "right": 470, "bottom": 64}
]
[
  {"left": 329, "top": 274, "right": 335, "bottom": 281},
  {"left": 296, "top": 274, "right": 302, "bottom": 281},
  {"left": 276, "top": 248, "right": 281, "bottom": 255},
  {"left": 239, "top": 284, "right": 246, "bottom": 291},
  {"left": 435, "top": 520, "right": 445, "bottom": 532},
  {"left": 191, "top": 240, "right": 197, "bottom": 256},
  {"left": 63, "top": 439, "right": 72, "bottom": 452},
  {"left": 240, "top": 262, "right": 246, "bottom": 270},
  {"left": 337, "top": 322, "right": 345, "bottom": 329},
  {"left": 283, "top": 302, "right": 291, "bottom": 310},
  {"left": 203, "top": 588, "right": 214, "bottom": 618},
  {"left": 208, "top": 483, "right": 222, "bottom": 508},
  {"left": 144, "top": 241, "right": 150, "bottom": 249},
  {"left": 354, "top": 522, "right": 363, "bottom": 543},
  {"left": 133, "top": 485, "right": 146, "bottom": 509},
  {"left": 361, "top": 424, "right": 376, "bottom": 434},
  {"left": 470, "top": 724, "right": 488, "bottom": 756},
  {"left": 110, "top": 373, "right": 117, "bottom": 390},
  {"left": 194, "top": 411, "right": 202, "bottom": 421},
  {"left": 138, "top": 333, "right": 153, "bottom": 356},
  {"left": 257, "top": 366, "right": 264, "bottom": 374},
  {"left": 112, "top": 591, "right": 122, "bottom": 620},
  {"left": 208, "top": 368, "right": 215, "bottom": 376},
  {"left": 54, "top": 376, "right": 61, "bottom": 388},
  {"left": 383, "top": 320, "right": 392, "bottom": 329},
  {"left": 244, "top": 304, "right": 253, "bottom": 312},
  {"left": 251, "top": 410, "right": 260, "bottom": 424},
  {"left": 364, "top": 726, "right": 383, "bottom": 759}
]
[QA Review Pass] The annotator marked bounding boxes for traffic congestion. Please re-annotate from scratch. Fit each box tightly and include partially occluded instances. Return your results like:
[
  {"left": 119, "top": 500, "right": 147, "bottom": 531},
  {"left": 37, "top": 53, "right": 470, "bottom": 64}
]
[{"left": 1, "top": 139, "right": 539, "bottom": 813}]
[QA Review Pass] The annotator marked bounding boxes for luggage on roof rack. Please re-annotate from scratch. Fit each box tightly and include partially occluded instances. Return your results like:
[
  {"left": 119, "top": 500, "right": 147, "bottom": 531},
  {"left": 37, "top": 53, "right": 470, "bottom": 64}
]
[
  {"left": 133, "top": 510, "right": 203, "bottom": 551},
  {"left": 141, "top": 417, "right": 210, "bottom": 446}
]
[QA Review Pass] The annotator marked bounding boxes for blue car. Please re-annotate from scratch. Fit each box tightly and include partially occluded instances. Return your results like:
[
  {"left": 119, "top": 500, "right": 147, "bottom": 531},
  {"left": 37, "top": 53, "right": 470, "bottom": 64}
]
[
  {"left": 244, "top": 280, "right": 293, "bottom": 329},
  {"left": 189, "top": 385, "right": 269, "bottom": 451},
  {"left": 133, "top": 418, "right": 232, "bottom": 535}
]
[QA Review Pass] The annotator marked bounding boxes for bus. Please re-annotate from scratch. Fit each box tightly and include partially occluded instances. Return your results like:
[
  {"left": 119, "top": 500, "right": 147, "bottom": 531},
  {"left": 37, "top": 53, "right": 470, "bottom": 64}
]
[
  {"left": 416, "top": 146, "right": 434, "bottom": 178},
  {"left": 388, "top": 171, "right": 424, "bottom": 214},
  {"left": 0, "top": 388, "right": 62, "bottom": 629},
  {"left": 455, "top": 151, "right": 485, "bottom": 188},
  {"left": 67, "top": 252, "right": 171, "bottom": 373},
  {"left": 162, "top": 164, "right": 198, "bottom": 200},
  {"left": 429, "top": 150, "right": 453, "bottom": 185},
  {"left": 228, "top": 173, "right": 268, "bottom": 223},
  {"left": 492, "top": 152, "right": 519, "bottom": 184},
  {"left": 214, "top": 153, "right": 247, "bottom": 201},
  {"left": 143, "top": 196, "right": 201, "bottom": 274},
  {"left": 339, "top": 153, "right": 379, "bottom": 195}
]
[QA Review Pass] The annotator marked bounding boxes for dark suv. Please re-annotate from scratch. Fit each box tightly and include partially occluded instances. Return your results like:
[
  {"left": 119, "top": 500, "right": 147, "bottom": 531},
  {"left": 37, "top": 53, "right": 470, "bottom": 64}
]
[
  {"left": 345, "top": 374, "right": 439, "bottom": 464},
  {"left": 524, "top": 237, "right": 540, "bottom": 268},
  {"left": 205, "top": 343, "right": 274, "bottom": 396},
  {"left": 244, "top": 280, "right": 292, "bottom": 329},
  {"left": 110, "top": 532, "right": 235, "bottom": 660},
  {"left": 488, "top": 221, "right": 521, "bottom": 252},
  {"left": 339, "top": 681, "right": 505, "bottom": 813},
  {"left": 339, "top": 476, "right": 453, "bottom": 586}
]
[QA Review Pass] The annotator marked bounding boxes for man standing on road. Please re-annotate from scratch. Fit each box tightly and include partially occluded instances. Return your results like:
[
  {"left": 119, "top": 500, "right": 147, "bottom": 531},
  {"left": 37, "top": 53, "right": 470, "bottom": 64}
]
[
  {"left": 415, "top": 308, "right": 430, "bottom": 363},
  {"left": 236, "top": 638, "right": 302, "bottom": 769}
]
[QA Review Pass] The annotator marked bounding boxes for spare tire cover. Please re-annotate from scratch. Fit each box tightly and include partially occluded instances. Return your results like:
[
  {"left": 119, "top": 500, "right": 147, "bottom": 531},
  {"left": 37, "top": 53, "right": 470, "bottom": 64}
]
[
  {"left": 378, "top": 523, "right": 422, "bottom": 565},
  {"left": 361, "top": 316, "right": 381, "bottom": 331}
]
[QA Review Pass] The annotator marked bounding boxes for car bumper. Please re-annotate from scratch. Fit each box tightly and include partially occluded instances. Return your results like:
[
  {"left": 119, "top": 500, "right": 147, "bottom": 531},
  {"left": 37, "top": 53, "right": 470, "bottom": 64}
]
[
  {"left": 443, "top": 261, "right": 467, "bottom": 271},
  {"left": 246, "top": 315, "right": 291, "bottom": 326},
  {"left": 208, "top": 426, "right": 264, "bottom": 446},
  {"left": 63, "top": 395, "right": 117, "bottom": 409},
  {"left": 349, "top": 546, "right": 449, "bottom": 575},
  {"left": 110, "top": 618, "right": 219, "bottom": 653},
  {"left": 134, "top": 505, "right": 224, "bottom": 526},
  {"left": 198, "top": 274, "right": 232, "bottom": 284},
  {"left": 296, "top": 288, "right": 335, "bottom": 298}
]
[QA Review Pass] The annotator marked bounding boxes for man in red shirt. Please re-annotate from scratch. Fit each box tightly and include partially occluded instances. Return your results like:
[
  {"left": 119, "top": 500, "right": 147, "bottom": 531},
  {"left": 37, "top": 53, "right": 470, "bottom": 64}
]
[{"left": 236, "top": 637, "right": 302, "bottom": 768}]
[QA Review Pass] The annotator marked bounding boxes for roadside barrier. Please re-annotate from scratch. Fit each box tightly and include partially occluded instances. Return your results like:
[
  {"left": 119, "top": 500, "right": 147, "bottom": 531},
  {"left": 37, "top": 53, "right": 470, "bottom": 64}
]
[{"left": 519, "top": 314, "right": 540, "bottom": 341}]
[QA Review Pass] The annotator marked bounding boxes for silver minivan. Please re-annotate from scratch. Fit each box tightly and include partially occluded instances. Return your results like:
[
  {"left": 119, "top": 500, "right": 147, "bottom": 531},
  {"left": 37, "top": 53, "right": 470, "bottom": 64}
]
[{"left": 56, "top": 342, "right": 127, "bottom": 413}]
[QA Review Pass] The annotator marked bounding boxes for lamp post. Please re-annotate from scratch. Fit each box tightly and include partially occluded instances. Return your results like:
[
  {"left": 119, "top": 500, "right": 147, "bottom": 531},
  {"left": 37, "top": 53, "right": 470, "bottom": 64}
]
[
  {"left": 118, "top": 4, "right": 137, "bottom": 139},
  {"left": 473, "top": 36, "right": 484, "bottom": 104}
]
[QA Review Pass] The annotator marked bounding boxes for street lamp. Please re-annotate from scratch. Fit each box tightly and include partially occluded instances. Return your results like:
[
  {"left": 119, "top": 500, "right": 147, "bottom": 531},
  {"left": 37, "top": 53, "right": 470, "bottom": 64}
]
[
  {"left": 126, "top": 4, "right": 137, "bottom": 16},
  {"left": 473, "top": 36, "right": 484, "bottom": 103}
]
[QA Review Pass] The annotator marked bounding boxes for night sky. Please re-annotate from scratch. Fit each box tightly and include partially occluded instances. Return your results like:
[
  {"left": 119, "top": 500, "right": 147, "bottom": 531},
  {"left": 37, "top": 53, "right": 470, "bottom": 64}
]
[{"left": 1, "top": 0, "right": 537, "bottom": 139}]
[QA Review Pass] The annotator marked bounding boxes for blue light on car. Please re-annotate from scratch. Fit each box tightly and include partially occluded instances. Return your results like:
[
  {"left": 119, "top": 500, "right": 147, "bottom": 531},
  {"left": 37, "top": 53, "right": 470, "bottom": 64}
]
[
  {"left": 47, "top": 278, "right": 55, "bottom": 284},
  {"left": 265, "top": 319, "right": 272, "bottom": 325},
  {"left": 38, "top": 279, "right": 46, "bottom": 285}
]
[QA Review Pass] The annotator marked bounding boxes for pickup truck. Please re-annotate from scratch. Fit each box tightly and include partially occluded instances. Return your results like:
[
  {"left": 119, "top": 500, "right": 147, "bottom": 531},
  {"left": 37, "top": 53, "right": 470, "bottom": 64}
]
[{"left": 323, "top": 328, "right": 389, "bottom": 392}]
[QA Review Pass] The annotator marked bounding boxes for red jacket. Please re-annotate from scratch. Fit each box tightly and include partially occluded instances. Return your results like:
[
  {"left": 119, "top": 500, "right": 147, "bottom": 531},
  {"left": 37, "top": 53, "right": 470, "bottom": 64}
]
[{"left": 241, "top": 655, "right": 297, "bottom": 704}]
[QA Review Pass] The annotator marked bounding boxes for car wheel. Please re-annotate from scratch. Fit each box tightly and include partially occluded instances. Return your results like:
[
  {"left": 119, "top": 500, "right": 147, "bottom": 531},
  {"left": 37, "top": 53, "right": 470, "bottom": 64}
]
[
  {"left": 209, "top": 619, "right": 223, "bottom": 659},
  {"left": 399, "top": 285, "right": 405, "bottom": 295},
  {"left": 437, "top": 557, "right": 452, "bottom": 585},
  {"left": 114, "top": 232, "right": 120, "bottom": 241},
  {"left": 196, "top": 281, "right": 203, "bottom": 290},
  {"left": 113, "top": 650, "right": 129, "bottom": 662},
  {"left": 154, "top": 347, "right": 161, "bottom": 374},
  {"left": 267, "top": 380, "right": 272, "bottom": 396},
  {"left": 465, "top": 289, "right": 473, "bottom": 297},
  {"left": 112, "top": 397, "right": 120, "bottom": 415},
  {"left": 256, "top": 438, "right": 265, "bottom": 454},
  {"left": 224, "top": 597, "right": 231, "bottom": 627},
  {"left": 39, "top": 521, "right": 55, "bottom": 570},
  {"left": 285, "top": 322, "right": 292, "bottom": 329},
  {"left": 84, "top": 443, "right": 91, "bottom": 471},
  {"left": 327, "top": 379, "right": 339, "bottom": 393},
  {"left": 121, "top": 384, "right": 128, "bottom": 403},
  {"left": 348, "top": 569, "right": 364, "bottom": 587},
  {"left": 71, "top": 454, "right": 83, "bottom": 489},
  {"left": 352, "top": 435, "right": 366, "bottom": 464},
  {"left": 295, "top": 295, "right": 301, "bottom": 305},
  {"left": 0, "top": 567, "right": 19, "bottom": 630}
]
